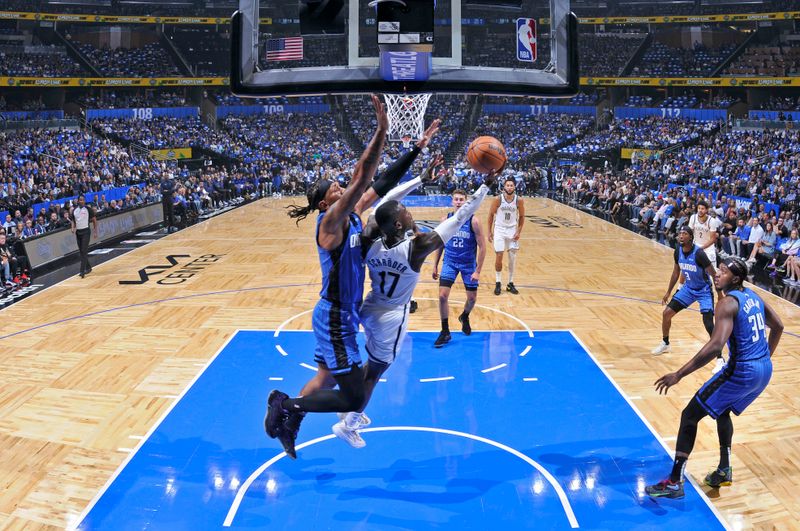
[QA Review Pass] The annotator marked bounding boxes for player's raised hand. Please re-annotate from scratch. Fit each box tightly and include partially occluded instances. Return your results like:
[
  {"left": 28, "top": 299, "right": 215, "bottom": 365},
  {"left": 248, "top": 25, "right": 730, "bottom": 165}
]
[
  {"left": 654, "top": 372, "right": 681, "bottom": 395},
  {"left": 417, "top": 118, "right": 441, "bottom": 150},
  {"left": 372, "top": 94, "right": 388, "bottom": 131},
  {"left": 421, "top": 154, "right": 444, "bottom": 184},
  {"left": 483, "top": 167, "right": 501, "bottom": 188}
]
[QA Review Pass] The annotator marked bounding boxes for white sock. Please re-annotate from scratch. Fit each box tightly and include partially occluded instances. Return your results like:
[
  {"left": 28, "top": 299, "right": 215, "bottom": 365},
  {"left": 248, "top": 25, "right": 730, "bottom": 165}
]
[
  {"left": 495, "top": 271, "right": 502, "bottom": 283},
  {"left": 344, "top": 412, "right": 361, "bottom": 429},
  {"left": 508, "top": 251, "right": 517, "bottom": 283}
]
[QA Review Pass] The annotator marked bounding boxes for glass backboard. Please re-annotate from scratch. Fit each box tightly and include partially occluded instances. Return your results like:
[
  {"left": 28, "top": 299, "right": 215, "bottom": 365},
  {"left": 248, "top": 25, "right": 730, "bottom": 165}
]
[{"left": 232, "top": 0, "right": 578, "bottom": 97}]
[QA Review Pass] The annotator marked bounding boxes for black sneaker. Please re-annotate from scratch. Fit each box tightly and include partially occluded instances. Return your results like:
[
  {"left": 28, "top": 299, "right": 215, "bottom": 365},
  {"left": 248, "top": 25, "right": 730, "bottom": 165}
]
[
  {"left": 264, "top": 390, "right": 289, "bottom": 439},
  {"left": 704, "top": 467, "right": 732, "bottom": 488},
  {"left": 494, "top": 282, "right": 502, "bottom": 295},
  {"left": 278, "top": 413, "right": 302, "bottom": 459},
  {"left": 645, "top": 479, "right": 684, "bottom": 499},
  {"left": 458, "top": 313, "right": 472, "bottom": 335},
  {"left": 506, "top": 282, "right": 519, "bottom": 295},
  {"left": 409, "top": 300, "right": 418, "bottom": 314},
  {"left": 433, "top": 330, "right": 451, "bottom": 348}
]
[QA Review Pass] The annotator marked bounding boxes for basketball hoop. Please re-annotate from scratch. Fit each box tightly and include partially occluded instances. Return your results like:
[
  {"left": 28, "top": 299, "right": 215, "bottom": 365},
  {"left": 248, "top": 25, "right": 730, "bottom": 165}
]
[{"left": 383, "top": 93, "right": 432, "bottom": 144}]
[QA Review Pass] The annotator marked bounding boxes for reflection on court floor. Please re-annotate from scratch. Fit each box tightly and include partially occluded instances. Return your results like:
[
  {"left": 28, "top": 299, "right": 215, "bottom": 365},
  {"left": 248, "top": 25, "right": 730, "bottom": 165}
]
[{"left": 77, "top": 330, "right": 725, "bottom": 530}]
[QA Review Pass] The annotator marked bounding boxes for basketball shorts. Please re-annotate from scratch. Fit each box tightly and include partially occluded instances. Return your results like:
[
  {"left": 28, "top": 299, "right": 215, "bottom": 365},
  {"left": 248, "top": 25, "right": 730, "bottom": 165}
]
[
  {"left": 359, "top": 296, "right": 410, "bottom": 368},
  {"left": 440, "top": 259, "right": 479, "bottom": 290},
  {"left": 696, "top": 356, "right": 772, "bottom": 419},
  {"left": 493, "top": 227, "right": 519, "bottom": 253},
  {"left": 312, "top": 298, "right": 363, "bottom": 375},
  {"left": 671, "top": 285, "right": 714, "bottom": 313}
]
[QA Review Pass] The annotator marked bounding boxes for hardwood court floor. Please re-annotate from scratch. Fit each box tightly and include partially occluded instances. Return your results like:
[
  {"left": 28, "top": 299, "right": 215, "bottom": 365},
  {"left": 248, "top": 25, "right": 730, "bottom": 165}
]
[{"left": 0, "top": 196, "right": 797, "bottom": 530}]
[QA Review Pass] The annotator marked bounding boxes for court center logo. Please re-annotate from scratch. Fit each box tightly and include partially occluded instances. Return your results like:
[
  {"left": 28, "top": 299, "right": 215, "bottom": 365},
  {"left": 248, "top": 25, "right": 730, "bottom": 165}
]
[
  {"left": 119, "top": 254, "right": 225, "bottom": 285},
  {"left": 516, "top": 18, "right": 537, "bottom": 63}
]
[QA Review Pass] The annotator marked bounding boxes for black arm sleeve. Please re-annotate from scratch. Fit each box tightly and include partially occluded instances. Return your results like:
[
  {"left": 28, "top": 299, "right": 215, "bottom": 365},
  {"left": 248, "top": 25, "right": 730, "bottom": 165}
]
[
  {"left": 371, "top": 145, "right": 422, "bottom": 197},
  {"left": 673, "top": 247, "right": 680, "bottom": 264},
  {"left": 695, "top": 248, "right": 712, "bottom": 269}
]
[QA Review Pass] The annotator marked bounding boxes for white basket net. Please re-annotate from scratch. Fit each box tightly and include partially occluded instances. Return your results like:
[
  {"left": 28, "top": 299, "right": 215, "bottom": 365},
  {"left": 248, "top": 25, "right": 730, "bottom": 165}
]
[{"left": 384, "top": 93, "right": 432, "bottom": 144}]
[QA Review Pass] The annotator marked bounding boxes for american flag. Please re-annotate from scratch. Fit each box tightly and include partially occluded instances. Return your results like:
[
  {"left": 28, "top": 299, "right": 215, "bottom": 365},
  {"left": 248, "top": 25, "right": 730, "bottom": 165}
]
[{"left": 266, "top": 37, "right": 304, "bottom": 61}]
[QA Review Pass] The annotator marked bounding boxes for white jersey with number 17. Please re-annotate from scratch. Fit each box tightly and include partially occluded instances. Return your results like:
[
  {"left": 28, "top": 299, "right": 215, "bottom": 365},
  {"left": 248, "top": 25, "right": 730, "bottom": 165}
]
[{"left": 364, "top": 237, "right": 420, "bottom": 307}]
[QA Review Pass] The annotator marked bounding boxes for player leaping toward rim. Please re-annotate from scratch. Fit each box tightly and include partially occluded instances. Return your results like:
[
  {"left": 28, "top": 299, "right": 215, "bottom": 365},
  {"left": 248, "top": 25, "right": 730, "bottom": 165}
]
[
  {"left": 333, "top": 157, "right": 500, "bottom": 448},
  {"left": 264, "top": 95, "right": 441, "bottom": 459}
]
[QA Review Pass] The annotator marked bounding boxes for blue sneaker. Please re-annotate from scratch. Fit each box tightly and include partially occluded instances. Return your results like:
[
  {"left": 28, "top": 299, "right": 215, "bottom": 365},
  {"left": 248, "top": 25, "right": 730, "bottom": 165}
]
[{"left": 645, "top": 479, "right": 684, "bottom": 499}]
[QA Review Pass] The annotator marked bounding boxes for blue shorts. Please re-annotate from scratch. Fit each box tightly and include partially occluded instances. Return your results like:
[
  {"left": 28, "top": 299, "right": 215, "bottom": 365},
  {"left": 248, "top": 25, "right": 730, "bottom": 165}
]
[
  {"left": 672, "top": 285, "right": 714, "bottom": 313},
  {"left": 440, "top": 260, "right": 479, "bottom": 290},
  {"left": 696, "top": 356, "right": 772, "bottom": 418},
  {"left": 311, "top": 298, "right": 363, "bottom": 375}
]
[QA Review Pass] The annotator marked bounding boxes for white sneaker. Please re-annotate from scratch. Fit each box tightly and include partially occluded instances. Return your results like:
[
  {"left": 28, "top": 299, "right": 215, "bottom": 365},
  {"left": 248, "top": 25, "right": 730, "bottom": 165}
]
[
  {"left": 332, "top": 421, "right": 366, "bottom": 448},
  {"left": 337, "top": 411, "right": 371, "bottom": 428},
  {"left": 712, "top": 357, "right": 726, "bottom": 374},
  {"left": 651, "top": 341, "right": 671, "bottom": 355}
]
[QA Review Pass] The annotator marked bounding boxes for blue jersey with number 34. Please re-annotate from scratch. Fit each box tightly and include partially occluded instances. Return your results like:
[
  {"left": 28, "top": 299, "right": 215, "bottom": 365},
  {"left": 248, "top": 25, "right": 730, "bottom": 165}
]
[{"left": 727, "top": 288, "right": 771, "bottom": 362}]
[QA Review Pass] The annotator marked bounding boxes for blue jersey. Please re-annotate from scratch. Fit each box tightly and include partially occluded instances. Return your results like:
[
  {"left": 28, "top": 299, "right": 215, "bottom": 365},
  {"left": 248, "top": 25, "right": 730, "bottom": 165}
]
[
  {"left": 316, "top": 212, "right": 365, "bottom": 305},
  {"left": 727, "top": 288, "right": 771, "bottom": 362},
  {"left": 675, "top": 244, "right": 712, "bottom": 291},
  {"left": 443, "top": 213, "right": 477, "bottom": 265}
]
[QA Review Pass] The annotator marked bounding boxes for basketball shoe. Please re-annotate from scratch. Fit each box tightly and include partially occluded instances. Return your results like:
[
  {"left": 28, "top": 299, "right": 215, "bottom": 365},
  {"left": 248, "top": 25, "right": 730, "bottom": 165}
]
[
  {"left": 458, "top": 313, "right": 472, "bottom": 335},
  {"left": 337, "top": 412, "right": 371, "bottom": 428},
  {"left": 332, "top": 422, "right": 366, "bottom": 448},
  {"left": 264, "top": 390, "right": 289, "bottom": 439},
  {"left": 651, "top": 341, "right": 671, "bottom": 355},
  {"left": 434, "top": 330, "right": 451, "bottom": 347},
  {"left": 645, "top": 479, "right": 684, "bottom": 499},
  {"left": 704, "top": 467, "right": 733, "bottom": 488}
]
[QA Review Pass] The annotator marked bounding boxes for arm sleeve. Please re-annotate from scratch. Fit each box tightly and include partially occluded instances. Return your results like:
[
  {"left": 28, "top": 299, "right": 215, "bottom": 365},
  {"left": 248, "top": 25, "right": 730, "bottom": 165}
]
[
  {"left": 375, "top": 177, "right": 422, "bottom": 209},
  {"left": 673, "top": 247, "right": 680, "bottom": 264},
  {"left": 371, "top": 145, "right": 421, "bottom": 197},
  {"left": 434, "top": 185, "right": 490, "bottom": 243},
  {"left": 695, "top": 248, "right": 711, "bottom": 269}
]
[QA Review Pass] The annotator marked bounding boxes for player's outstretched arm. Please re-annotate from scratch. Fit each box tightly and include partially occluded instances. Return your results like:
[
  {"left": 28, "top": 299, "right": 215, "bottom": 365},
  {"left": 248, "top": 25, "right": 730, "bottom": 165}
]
[
  {"left": 355, "top": 119, "right": 441, "bottom": 214},
  {"left": 763, "top": 299, "right": 784, "bottom": 356},
  {"left": 319, "top": 95, "right": 387, "bottom": 249},
  {"left": 654, "top": 296, "right": 737, "bottom": 394},
  {"left": 373, "top": 154, "right": 443, "bottom": 210},
  {"left": 409, "top": 171, "right": 498, "bottom": 271}
]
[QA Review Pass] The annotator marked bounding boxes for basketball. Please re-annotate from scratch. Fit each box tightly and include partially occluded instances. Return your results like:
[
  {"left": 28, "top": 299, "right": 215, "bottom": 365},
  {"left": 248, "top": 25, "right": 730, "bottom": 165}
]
[{"left": 466, "top": 136, "right": 507, "bottom": 174}]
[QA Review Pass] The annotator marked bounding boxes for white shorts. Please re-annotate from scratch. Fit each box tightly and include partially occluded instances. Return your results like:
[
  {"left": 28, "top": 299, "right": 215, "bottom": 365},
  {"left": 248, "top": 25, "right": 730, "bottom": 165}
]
[
  {"left": 493, "top": 227, "right": 519, "bottom": 253},
  {"left": 359, "top": 297, "right": 410, "bottom": 366}
]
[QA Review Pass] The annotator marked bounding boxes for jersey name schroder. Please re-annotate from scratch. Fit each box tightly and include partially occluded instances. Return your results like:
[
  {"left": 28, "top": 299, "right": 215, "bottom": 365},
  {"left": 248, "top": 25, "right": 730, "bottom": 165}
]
[{"left": 365, "top": 237, "right": 419, "bottom": 306}]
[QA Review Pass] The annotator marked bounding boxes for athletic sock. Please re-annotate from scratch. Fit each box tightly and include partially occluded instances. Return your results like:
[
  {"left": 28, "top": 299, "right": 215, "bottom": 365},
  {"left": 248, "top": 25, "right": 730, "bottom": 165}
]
[
  {"left": 719, "top": 446, "right": 731, "bottom": 470},
  {"left": 441, "top": 318, "right": 449, "bottom": 332},
  {"left": 669, "top": 455, "right": 688, "bottom": 483},
  {"left": 495, "top": 271, "right": 501, "bottom": 283},
  {"left": 663, "top": 336, "right": 670, "bottom": 345}
]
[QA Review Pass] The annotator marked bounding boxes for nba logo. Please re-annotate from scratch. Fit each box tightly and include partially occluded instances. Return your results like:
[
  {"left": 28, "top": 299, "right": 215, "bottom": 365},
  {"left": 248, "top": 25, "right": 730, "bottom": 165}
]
[{"left": 516, "top": 18, "right": 537, "bottom": 63}]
